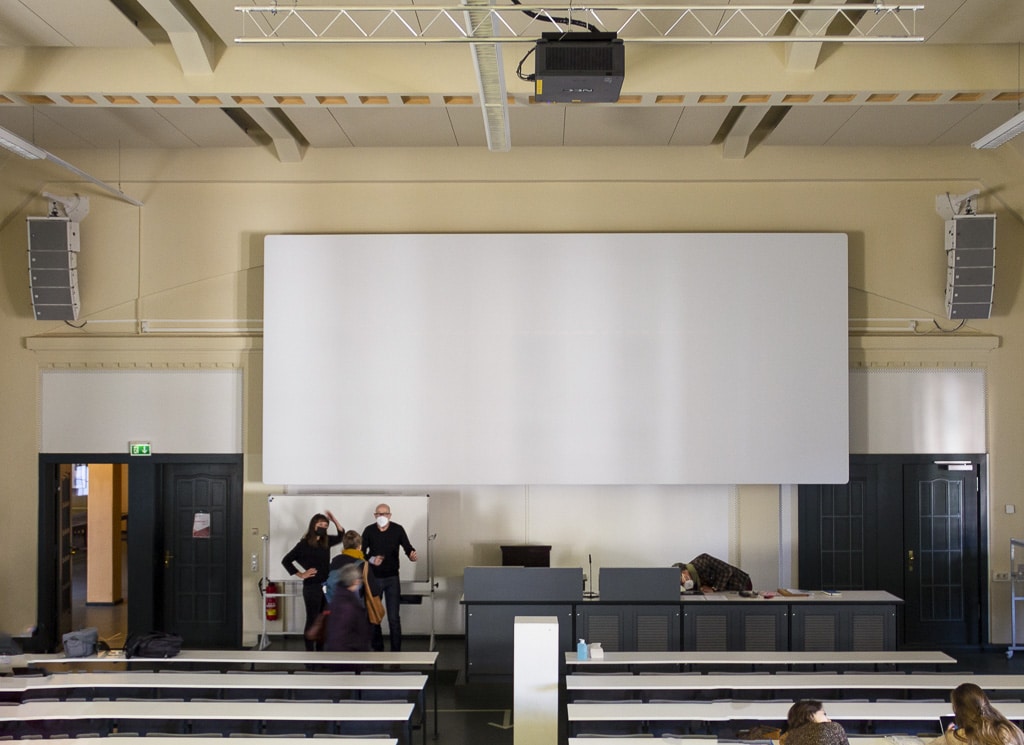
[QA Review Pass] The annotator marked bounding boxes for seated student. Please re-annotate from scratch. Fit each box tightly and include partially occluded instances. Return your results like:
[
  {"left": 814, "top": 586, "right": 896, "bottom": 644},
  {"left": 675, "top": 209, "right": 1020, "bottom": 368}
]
[
  {"left": 927, "top": 683, "right": 1024, "bottom": 745},
  {"left": 673, "top": 553, "right": 753, "bottom": 593},
  {"left": 780, "top": 700, "right": 850, "bottom": 745}
]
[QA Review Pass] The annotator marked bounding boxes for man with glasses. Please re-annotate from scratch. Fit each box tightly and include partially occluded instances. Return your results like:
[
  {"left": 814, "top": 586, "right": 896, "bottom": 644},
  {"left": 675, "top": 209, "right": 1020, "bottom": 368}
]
[{"left": 362, "top": 503, "right": 418, "bottom": 651}]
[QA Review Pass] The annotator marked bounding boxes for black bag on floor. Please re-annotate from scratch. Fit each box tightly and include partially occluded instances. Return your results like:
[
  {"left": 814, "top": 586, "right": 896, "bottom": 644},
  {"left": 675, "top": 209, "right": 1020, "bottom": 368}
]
[{"left": 124, "top": 630, "right": 183, "bottom": 659}]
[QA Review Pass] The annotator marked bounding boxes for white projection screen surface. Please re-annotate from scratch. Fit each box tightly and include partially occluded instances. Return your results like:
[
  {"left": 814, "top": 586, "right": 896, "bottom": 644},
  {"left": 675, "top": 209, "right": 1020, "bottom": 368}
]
[{"left": 263, "top": 233, "right": 848, "bottom": 485}]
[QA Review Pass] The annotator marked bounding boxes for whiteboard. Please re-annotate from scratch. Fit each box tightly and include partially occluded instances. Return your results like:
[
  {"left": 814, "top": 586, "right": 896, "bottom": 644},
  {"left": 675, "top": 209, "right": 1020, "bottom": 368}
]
[
  {"left": 267, "top": 494, "right": 429, "bottom": 582},
  {"left": 263, "top": 232, "right": 849, "bottom": 485}
]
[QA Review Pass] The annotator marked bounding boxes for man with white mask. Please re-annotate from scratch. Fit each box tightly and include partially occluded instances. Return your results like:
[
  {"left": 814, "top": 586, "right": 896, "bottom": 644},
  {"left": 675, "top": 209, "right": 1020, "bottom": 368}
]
[{"left": 362, "top": 503, "right": 418, "bottom": 651}]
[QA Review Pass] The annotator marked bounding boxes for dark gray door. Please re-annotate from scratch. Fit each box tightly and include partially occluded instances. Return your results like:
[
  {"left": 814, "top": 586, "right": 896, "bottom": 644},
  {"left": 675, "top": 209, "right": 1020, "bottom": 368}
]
[
  {"left": 901, "top": 462, "right": 982, "bottom": 647},
  {"left": 159, "top": 463, "right": 242, "bottom": 647},
  {"left": 799, "top": 455, "right": 985, "bottom": 648}
]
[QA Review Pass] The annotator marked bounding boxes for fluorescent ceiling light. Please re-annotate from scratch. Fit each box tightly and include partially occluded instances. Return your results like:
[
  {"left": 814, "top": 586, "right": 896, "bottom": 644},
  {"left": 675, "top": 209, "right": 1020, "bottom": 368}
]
[
  {"left": 972, "top": 109, "right": 1024, "bottom": 150},
  {"left": 0, "top": 124, "right": 143, "bottom": 207},
  {"left": 0, "top": 126, "right": 46, "bottom": 159}
]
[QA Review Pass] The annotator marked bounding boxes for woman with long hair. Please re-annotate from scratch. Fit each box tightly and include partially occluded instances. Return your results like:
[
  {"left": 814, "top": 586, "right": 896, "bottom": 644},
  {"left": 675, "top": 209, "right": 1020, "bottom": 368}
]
[
  {"left": 281, "top": 510, "right": 343, "bottom": 650},
  {"left": 931, "top": 683, "right": 1024, "bottom": 745},
  {"left": 780, "top": 700, "right": 849, "bottom": 745}
]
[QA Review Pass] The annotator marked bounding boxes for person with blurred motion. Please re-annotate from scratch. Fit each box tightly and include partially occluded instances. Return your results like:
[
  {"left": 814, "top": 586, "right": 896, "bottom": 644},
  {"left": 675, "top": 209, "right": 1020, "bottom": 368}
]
[
  {"left": 323, "top": 562, "right": 373, "bottom": 652},
  {"left": 281, "top": 510, "right": 343, "bottom": 650},
  {"left": 362, "top": 503, "right": 417, "bottom": 651}
]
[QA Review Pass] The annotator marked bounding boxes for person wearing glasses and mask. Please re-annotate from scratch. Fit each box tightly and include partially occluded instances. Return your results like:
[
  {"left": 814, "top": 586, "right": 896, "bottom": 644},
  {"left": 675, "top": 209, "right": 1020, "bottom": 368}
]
[
  {"left": 281, "top": 510, "right": 344, "bottom": 650},
  {"left": 362, "top": 503, "right": 417, "bottom": 651},
  {"left": 673, "top": 554, "right": 752, "bottom": 593},
  {"left": 781, "top": 700, "right": 849, "bottom": 745}
]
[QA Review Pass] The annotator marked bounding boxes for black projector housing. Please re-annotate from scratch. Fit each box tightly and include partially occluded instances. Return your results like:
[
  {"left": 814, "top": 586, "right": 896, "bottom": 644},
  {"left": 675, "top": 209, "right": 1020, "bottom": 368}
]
[{"left": 534, "top": 32, "right": 625, "bottom": 103}]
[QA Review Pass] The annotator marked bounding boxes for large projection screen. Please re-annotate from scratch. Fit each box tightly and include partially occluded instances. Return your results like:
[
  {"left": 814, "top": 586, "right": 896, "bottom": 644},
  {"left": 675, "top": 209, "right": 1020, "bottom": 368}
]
[{"left": 264, "top": 233, "right": 848, "bottom": 485}]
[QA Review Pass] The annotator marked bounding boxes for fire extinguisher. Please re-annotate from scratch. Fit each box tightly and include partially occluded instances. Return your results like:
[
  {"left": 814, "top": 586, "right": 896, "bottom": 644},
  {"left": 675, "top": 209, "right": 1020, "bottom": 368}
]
[{"left": 265, "top": 581, "right": 279, "bottom": 621}]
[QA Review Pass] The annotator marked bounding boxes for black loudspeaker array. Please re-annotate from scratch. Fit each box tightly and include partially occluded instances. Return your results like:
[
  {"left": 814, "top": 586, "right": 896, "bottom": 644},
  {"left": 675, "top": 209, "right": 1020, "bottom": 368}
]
[
  {"left": 28, "top": 216, "right": 80, "bottom": 321},
  {"left": 945, "top": 214, "right": 995, "bottom": 320}
]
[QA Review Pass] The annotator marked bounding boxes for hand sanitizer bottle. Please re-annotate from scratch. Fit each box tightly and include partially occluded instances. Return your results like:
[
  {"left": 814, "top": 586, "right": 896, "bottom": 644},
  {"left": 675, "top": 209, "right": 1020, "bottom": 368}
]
[{"left": 577, "top": 638, "right": 589, "bottom": 660}]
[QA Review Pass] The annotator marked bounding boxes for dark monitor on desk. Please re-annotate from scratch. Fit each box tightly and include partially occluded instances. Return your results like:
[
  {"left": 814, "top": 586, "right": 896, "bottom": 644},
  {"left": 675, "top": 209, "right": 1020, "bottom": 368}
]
[{"left": 599, "top": 567, "right": 680, "bottom": 602}]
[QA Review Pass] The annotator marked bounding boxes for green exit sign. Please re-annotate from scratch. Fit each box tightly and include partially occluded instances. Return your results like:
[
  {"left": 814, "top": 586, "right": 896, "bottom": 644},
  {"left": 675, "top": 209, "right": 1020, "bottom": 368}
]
[{"left": 129, "top": 442, "right": 152, "bottom": 456}]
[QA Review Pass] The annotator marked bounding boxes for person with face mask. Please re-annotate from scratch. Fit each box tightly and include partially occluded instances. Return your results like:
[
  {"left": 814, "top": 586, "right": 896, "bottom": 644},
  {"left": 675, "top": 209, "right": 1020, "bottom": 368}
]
[
  {"left": 281, "top": 510, "right": 344, "bottom": 650},
  {"left": 362, "top": 503, "right": 417, "bottom": 651},
  {"left": 673, "top": 554, "right": 753, "bottom": 594}
]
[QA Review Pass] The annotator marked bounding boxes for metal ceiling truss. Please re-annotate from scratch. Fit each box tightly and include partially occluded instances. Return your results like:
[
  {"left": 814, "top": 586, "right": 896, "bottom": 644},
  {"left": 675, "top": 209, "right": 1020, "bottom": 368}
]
[{"left": 235, "top": 4, "right": 923, "bottom": 44}]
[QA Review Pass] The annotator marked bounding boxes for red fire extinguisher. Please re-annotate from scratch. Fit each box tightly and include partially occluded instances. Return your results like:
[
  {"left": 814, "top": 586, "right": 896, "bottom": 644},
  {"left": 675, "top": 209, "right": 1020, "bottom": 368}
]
[{"left": 265, "top": 581, "right": 279, "bottom": 621}]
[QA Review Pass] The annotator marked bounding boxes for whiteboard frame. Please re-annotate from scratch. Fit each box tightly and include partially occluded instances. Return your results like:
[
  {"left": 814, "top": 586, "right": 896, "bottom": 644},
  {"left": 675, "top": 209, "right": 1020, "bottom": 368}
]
[{"left": 267, "top": 494, "right": 430, "bottom": 584}]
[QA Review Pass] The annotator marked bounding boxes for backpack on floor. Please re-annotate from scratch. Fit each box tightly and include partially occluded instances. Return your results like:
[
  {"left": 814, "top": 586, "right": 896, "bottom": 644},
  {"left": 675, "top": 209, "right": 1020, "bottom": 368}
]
[{"left": 123, "top": 630, "right": 183, "bottom": 659}]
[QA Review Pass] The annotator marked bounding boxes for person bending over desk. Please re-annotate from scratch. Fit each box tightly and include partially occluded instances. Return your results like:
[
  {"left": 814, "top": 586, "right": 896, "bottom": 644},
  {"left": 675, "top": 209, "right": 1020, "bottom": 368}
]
[
  {"left": 927, "top": 683, "right": 1024, "bottom": 745},
  {"left": 673, "top": 553, "right": 752, "bottom": 593}
]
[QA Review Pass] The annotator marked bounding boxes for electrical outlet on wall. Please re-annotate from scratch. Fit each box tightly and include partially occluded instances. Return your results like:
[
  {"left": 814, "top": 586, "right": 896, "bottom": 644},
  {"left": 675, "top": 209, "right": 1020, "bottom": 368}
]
[{"left": 994, "top": 571, "right": 1011, "bottom": 582}]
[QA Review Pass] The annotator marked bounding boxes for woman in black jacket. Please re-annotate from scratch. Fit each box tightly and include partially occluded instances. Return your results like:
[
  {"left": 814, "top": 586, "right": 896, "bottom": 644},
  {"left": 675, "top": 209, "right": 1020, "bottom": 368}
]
[{"left": 281, "top": 510, "right": 343, "bottom": 650}]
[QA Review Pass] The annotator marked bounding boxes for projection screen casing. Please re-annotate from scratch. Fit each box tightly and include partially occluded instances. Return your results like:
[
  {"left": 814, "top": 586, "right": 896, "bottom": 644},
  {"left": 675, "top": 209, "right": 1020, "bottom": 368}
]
[{"left": 263, "top": 233, "right": 848, "bottom": 485}]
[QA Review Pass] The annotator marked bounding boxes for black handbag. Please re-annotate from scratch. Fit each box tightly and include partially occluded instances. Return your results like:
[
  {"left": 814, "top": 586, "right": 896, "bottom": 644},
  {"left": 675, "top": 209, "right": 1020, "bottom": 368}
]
[{"left": 124, "top": 630, "right": 184, "bottom": 659}]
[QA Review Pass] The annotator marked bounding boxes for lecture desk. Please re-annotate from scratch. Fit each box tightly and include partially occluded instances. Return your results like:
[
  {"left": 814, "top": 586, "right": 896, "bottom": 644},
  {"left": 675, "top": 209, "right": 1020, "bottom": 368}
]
[
  {"left": 68, "top": 740, "right": 395, "bottom": 745},
  {"left": 564, "top": 650, "right": 956, "bottom": 671},
  {"left": 567, "top": 699, "right": 1024, "bottom": 724},
  {"left": 568, "top": 739, "right": 917, "bottom": 745},
  {"left": 21, "top": 649, "right": 439, "bottom": 740},
  {"left": 0, "top": 699, "right": 414, "bottom": 737},
  {"left": 0, "top": 670, "right": 427, "bottom": 740},
  {"left": 566, "top": 672, "right": 1024, "bottom": 695}
]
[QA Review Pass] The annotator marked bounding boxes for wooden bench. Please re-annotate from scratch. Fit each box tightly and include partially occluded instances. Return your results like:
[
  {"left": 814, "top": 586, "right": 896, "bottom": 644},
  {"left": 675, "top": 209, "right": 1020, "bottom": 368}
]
[{"left": 0, "top": 699, "right": 414, "bottom": 740}]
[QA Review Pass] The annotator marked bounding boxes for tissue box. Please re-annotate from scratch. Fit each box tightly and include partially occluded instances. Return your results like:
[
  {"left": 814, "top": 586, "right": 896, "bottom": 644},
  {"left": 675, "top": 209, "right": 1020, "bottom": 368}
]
[{"left": 588, "top": 643, "right": 604, "bottom": 659}]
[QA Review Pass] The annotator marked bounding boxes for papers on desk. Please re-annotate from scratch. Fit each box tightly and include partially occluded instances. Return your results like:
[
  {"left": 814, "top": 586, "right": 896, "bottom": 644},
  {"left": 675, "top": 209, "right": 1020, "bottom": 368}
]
[
  {"left": 704, "top": 593, "right": 729, "bottom": 600},
  {"left": 777, "top": 588, "right": 810, "bottom": 597}
]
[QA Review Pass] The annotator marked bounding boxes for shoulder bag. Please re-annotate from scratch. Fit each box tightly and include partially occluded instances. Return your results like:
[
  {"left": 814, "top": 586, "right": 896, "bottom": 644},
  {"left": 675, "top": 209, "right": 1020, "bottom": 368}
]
[{"left": 362, "top": 561, "right": 386, "bottom": 625}]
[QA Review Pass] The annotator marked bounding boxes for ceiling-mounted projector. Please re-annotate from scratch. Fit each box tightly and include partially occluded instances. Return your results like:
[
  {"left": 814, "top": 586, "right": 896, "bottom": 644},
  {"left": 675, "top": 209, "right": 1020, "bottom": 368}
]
[{"left": 534, "top": 32, "right": 625, "bottom": 103}]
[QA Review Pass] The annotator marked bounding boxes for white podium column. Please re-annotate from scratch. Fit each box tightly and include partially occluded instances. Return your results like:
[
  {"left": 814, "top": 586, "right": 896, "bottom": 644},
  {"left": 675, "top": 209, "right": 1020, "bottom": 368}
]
[{"left": 513, "top": 616, "right": 559, "bottom": 745}]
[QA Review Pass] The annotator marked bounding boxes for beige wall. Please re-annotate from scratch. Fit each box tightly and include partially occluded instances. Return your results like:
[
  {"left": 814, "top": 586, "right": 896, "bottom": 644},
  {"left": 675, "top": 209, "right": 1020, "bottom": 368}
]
[{"left": 1, "top": 141, "right": 1022, "bottom": 644}]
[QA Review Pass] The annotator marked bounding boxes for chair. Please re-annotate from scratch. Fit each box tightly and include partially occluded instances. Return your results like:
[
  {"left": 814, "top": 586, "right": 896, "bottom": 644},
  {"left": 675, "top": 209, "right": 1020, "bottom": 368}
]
[
  {"left": 189, "top": 698, "right": 261, "bottom": 736},
  {"left": 111, "top": 697, "right": 186, "bottom": 736},
  {"left": 262, "top": 698, "right": 335, "bottom": 736},
  {"left": 572, "top": 699, "right": 646, "bottom": 738},
  {"left": 336, "top": 699, "right": 413, "bottom": 740},
  {"left": 570, "top": 672, "right": 640, "bottom": 703}
]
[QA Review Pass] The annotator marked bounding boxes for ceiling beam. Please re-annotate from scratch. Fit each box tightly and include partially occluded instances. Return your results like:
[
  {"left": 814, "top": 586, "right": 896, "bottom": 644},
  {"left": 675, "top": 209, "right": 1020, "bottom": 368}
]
[
  {"left": 244, "top": 108, "right": 303, "bottom": 162},
  {"left": 138, "top": 0, "right": 217, "bottom": 75},
  {"left": 723, "top": 105, "right": 770, "bottom": 159}
]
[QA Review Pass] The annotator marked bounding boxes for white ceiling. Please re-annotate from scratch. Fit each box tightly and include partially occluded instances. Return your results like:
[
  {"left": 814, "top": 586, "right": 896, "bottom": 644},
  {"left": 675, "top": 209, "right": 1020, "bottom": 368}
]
[{"left": 0, "top": 0, "right": 1022, "bottom": 156}]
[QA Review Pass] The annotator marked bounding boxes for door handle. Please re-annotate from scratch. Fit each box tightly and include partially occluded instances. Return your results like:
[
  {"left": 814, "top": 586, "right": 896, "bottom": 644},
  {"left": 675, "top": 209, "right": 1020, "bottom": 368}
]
[
  {"left": 164, "top": 550, "right": 174, "bottom": 567},
  {"left": 907, "top": 549, "right": 915, "bottom": 573}
]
